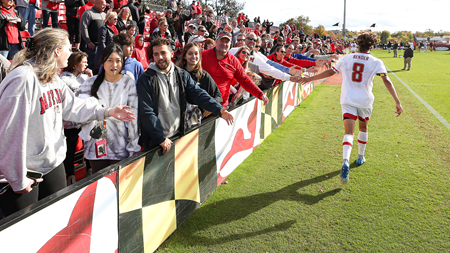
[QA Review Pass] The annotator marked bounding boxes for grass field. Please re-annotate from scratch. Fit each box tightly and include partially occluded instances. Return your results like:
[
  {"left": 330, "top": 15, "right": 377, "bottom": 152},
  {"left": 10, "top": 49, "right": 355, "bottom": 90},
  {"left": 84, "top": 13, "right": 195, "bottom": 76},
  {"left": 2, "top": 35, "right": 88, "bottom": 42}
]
[{"left": 158, "top": 49, "right": 450, "bottom": 252}]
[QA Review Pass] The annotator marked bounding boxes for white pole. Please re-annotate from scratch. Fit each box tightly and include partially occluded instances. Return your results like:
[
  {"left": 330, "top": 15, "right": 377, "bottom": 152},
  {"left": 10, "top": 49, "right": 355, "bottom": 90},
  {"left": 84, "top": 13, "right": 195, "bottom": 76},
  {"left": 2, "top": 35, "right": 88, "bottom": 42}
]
[{"left": 343, "top": 0, "right": 346, "bottom": 39}]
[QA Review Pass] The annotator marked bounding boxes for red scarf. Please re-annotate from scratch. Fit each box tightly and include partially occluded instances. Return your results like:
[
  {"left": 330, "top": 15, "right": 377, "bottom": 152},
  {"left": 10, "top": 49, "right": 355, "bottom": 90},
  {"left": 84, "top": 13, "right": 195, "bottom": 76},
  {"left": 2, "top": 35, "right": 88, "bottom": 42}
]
[{"left": 108, "top": 22, "right": 119, "bottom": 35}]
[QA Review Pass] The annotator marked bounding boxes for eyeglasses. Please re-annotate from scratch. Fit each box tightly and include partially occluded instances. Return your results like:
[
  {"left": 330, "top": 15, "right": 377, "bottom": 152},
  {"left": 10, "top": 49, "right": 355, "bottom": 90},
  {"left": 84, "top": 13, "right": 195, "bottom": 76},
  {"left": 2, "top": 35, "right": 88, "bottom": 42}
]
[
  {"left": 237, "top": 39, "right": 245, "bottom": 42},
  {"left": 254, "top": 45, "right": 261, "bottom": 48},
  {"left": 241, "top": 51, "right": 249, "bottom": 55},
  {"left": 112, "top": 18, "right": 118, "bottom": 20},
  {"left": 162, "top": 24, "right": 168, "bottom": 27},
  {"left": 199, "top": 30, "right": 206, "bottom": 32},
  {"left": 246, "top": 37, "right": 257, "bottom": 42},
  {"left": 280, "top": 51, "right": 286, "bottom": 54}
]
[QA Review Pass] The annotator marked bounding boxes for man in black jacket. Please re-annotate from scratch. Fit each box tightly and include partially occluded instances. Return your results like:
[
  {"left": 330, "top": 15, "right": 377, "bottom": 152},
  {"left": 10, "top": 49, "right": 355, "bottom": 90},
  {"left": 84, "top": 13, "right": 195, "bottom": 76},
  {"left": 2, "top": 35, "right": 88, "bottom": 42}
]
[
  {"left": 393, "top": 40, "right": 399, "bottom": 57},
  {"left": 173, "top": 5, "right": 194, "bottom": 46},
  {"left": 136, "top": 38, "right": 234, "bottom": 154},
  {"left": 65, "top": 0, "right": 86, "bottom": 49},
  {"left": 403, "top": 44, "right": 414, "bottom": 71}
]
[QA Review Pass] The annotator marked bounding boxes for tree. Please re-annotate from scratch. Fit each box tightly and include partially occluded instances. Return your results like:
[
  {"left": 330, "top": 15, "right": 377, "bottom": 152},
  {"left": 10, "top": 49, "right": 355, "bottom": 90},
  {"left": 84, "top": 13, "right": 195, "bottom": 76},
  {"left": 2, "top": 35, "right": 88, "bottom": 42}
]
[
  {"left": 211, "top": 0, "right": 245, "bottom": 19},
  {"left": 380, "top": 30, "right": 390, "bottom": 43},
  {"left": 279, "top": 15, "right": 312, "bottom": 34},
  {"left": 423, "top": 29, "right": 434, "bottom": 37},
  {"left": 315, "top": 25, "right": 326, "bottom": 37}
]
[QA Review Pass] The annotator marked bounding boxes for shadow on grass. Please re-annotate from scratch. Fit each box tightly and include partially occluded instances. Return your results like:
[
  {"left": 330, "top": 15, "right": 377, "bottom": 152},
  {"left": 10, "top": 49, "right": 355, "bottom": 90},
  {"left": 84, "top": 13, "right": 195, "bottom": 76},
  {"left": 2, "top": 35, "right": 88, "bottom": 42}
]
[
  {"left": 169, "top": 171, "right": 341, "bottom": 247},
  {"left": 389, "top": 69, "right": 406, "bottom": 73}
]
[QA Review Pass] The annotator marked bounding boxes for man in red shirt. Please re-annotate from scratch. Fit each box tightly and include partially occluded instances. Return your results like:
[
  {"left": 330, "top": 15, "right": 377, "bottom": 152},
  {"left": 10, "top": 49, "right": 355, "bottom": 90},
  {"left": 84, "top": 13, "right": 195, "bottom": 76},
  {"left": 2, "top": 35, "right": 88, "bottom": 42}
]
[
  {"left": 202, "top": 31, "right": 269, "bottom": 107},
  {"left": 196, "top": 1, "right": 202, "bottom": 16}
]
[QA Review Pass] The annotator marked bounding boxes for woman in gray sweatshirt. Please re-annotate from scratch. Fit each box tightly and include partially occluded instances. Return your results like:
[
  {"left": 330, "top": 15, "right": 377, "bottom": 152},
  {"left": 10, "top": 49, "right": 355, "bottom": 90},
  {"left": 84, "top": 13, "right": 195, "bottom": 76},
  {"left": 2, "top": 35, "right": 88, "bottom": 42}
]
[{"left": 0, "top": 28, "right": 135, "bottom": 217}]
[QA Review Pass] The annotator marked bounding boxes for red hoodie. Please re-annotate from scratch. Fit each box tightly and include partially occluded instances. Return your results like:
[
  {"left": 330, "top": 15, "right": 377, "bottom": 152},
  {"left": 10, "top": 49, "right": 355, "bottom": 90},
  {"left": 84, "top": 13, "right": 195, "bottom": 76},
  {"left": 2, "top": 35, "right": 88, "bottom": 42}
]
[
  {"left": 132, "top": 35, "right": 149, "bottom": 69},
  {"left": 202, "top": 48, "right": 264, "bottom": 107}
]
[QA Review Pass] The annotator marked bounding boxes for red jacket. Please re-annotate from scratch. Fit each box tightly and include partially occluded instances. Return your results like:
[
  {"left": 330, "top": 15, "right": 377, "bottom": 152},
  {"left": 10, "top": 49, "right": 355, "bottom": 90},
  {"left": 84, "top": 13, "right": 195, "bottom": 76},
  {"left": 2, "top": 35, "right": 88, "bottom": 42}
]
[
  {"left": 284, "top": 55, "right": 315, "bottom": 67},
  {"left": 132, "top": 36, "right": 149, "bottom": 69},
  {"left": 202, "top": 48, "right": 264, "bottom": 106}
]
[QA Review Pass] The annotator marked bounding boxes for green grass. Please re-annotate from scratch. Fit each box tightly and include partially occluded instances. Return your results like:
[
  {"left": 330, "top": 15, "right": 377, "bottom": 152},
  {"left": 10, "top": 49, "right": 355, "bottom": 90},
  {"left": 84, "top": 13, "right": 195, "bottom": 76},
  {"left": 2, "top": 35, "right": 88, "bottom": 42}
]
[{"left": 158, "top": 50, "right": 450, "bottom": 252}]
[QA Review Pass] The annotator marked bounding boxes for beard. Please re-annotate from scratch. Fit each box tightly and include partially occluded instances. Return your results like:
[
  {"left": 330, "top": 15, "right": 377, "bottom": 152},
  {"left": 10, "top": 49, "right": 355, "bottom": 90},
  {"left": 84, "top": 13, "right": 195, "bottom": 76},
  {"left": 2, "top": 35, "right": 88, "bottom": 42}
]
[{"left": 156, "top": 59, "right": 171, "bottom": 71}]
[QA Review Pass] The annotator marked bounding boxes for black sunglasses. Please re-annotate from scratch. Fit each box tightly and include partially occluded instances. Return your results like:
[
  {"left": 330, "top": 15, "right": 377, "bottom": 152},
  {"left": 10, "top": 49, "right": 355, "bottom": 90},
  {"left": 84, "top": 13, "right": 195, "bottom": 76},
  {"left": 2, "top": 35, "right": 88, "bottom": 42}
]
[
  {"left": 246, "top": 37, "right": 257, "bottom": 42},
  {"left": 254, "top": 45, "right": 261, "bottom": 48},
  {"left": 280, "top": 50, "right": 286, "bottom": 54},
  {"left": 241, "top": 51, "right": 249, "bottom": 55},
  {"left": 237, "top": 39, "right": 245, "bottom": 42}
]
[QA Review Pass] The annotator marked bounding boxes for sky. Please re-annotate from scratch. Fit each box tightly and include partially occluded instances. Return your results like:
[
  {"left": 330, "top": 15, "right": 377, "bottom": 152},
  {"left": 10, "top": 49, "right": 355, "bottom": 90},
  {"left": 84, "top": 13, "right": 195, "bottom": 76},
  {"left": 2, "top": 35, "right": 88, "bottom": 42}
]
[{"left": 241, "top": 0, "right": 450, "bottom": 33}]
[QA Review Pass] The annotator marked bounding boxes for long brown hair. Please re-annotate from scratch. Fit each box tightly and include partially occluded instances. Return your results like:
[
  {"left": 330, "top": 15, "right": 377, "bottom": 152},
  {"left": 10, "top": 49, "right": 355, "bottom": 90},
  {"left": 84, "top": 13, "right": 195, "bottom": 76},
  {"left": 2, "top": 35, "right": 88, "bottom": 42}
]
[
  {"left": 234, "top": 46, "right": 251, "bottom": 71},
  {"left": 176, "top": 42, "right": 203, "bottom": 79},
  {"left": 10, "top": 28, "right": 68, "bottom": 83},
  {"left": 63, "top": 51, "right": 88, "bottom": 74}
]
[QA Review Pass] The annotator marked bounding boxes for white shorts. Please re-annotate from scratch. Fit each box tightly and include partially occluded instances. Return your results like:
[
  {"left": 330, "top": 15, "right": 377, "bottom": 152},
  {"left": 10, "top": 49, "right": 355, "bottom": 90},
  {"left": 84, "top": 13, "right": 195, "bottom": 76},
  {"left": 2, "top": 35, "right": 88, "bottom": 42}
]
[{"left": 341, "top": 104, "right": 372, "bottom": 122}]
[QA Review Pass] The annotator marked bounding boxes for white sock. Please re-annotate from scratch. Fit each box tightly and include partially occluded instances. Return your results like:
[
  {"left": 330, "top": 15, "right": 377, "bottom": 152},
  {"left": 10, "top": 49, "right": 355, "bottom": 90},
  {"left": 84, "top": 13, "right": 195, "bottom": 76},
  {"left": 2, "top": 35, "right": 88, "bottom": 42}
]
[
  {"left": 342, "top": 134, "right": 353, "bottom": 162},
  {"left": 358, "top": 131, "right": 368, "bottom": 158}
]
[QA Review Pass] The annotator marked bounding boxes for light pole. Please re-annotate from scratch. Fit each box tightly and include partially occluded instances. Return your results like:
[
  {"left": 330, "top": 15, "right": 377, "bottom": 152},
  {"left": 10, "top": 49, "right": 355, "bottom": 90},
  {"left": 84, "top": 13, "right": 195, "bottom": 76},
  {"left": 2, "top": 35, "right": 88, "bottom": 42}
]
[{"left": 343, "top": 0, "right": 346, "bottom": 40}]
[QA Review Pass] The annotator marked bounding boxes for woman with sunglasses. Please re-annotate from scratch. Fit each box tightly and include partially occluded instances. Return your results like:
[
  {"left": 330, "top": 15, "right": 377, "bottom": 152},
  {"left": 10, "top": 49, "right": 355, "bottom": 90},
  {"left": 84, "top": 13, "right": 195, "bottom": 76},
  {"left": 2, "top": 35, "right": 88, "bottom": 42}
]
[
  {"left": 151, "top": 17, "right": 175, "bottom": 50},
  {"left": 94, "top": 11, "right": 119, "bottom": 73},
  {"left": 0, "top": 0, "right": 25, "bottom": 60},
  {"left": 228, "top": 46, "right": 255, "bottom": 105},
  {"left": 176, "top": 42, "right": 222, "bottom": 117}
]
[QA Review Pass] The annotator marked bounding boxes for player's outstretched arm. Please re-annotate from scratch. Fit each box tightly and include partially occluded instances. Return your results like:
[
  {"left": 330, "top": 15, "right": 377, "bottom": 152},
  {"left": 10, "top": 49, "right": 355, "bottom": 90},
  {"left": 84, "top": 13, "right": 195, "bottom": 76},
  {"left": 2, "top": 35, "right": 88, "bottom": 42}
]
[
  {"left": 381, "top": 75, "right": 403, "bottom": 117},
  {"left": 302, "top": 69, "right": 336, "bottom": 83}
]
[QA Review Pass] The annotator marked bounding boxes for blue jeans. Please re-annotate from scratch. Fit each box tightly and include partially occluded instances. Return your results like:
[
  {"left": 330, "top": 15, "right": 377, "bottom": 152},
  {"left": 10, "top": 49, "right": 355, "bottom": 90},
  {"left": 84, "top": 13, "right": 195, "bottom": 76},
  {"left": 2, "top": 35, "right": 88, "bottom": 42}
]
[
  {"left": 0, "top": 44, "right": 21, "bottom": 60},
  {"left": 17, "top": 3, "right": 37, "bottom": 36},
  {"left": 42, "top": 10, "right": 58, "bottom": 28},
  {"left": 176, "top": 32, "right": 183, "bottom": 46},
  {"left": 85, "top": 46, "right": 97, "bottom": 71}
]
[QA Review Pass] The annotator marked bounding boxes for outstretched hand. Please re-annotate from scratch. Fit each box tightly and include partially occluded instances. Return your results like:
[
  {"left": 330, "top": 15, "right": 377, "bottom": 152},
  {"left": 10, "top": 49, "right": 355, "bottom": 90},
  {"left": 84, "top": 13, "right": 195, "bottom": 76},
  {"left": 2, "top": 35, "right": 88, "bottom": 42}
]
[
  {"left": 261, "top": 94, "right": 269, "bottom": 105},
  {"left": 220, "top": 106, "right": 234, "bottom": 125},
  {"left": 109, "top": 106, "right": 136, "bottom": 122}
]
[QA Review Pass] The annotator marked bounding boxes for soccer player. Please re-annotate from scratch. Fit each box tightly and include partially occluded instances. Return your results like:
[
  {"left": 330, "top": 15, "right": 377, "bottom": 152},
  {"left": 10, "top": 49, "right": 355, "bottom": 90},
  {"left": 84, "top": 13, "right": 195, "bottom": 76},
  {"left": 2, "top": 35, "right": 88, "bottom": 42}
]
[{"left": 301, "top": 32, "right": 403, "bottom": 184}]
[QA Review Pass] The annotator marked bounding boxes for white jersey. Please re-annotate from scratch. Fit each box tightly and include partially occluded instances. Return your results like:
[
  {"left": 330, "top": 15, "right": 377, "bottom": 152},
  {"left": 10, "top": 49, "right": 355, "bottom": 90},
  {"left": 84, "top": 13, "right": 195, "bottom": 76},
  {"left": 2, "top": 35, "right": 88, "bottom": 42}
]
[
  {"left": 351, "top": 42, "right": 357, "bottom": 52},
  {"left": 332, "top": 52, "right": 387, "bottom": 109}
]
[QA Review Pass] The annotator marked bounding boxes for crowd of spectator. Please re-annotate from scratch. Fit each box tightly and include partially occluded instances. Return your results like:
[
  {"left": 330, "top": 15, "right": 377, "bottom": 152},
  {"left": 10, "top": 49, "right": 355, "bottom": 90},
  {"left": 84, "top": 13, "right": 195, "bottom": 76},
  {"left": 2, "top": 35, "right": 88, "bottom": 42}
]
[{"left": 0, "top": 0, "right": 347, "bottom": 219}]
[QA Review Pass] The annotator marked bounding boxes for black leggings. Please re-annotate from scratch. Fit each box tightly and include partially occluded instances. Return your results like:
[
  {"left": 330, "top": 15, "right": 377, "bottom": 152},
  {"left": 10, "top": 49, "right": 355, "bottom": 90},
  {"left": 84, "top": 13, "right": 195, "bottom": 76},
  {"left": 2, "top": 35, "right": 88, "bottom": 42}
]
[
  {"left": 89, "top": 159, "right": 119, "bottom": 174},
  {"left": 0, "top": 163, "right": 67, "bottom": 217},
  {"left": 67, "top": 16, "right": 81, "bottom": 44},
  {"left": 63, "top": 128, "right": 81, "bottom": 177}
]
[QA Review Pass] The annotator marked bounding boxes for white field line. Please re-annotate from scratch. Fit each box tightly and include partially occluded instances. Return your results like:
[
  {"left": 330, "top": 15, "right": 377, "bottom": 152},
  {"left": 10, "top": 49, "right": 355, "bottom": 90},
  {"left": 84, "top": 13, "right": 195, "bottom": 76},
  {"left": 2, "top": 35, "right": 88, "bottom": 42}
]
[{"left": 385, "top": 65, "right": 450, "bottom": 132}]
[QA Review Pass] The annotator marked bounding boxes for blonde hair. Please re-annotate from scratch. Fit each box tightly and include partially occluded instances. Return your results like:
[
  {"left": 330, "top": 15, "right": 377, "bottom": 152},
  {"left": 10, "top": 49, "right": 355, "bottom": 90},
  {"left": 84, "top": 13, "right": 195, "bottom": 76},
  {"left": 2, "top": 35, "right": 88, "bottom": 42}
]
[
  {"left": 118, "top": 7, "right": 132, "bottom": 21},
  {"left": 10, "top": 28, "right": 68, "bottom": 84},
  {"left": 104, "top": 11, "right": 117, "bottom": 25}
]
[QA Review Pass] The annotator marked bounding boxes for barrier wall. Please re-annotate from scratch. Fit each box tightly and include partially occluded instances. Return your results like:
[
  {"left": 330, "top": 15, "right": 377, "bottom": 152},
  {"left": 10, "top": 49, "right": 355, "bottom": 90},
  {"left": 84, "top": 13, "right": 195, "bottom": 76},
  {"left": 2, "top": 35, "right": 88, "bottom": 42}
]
[{"left": 0, "top": 65, "right": 329, "bottom": 252}]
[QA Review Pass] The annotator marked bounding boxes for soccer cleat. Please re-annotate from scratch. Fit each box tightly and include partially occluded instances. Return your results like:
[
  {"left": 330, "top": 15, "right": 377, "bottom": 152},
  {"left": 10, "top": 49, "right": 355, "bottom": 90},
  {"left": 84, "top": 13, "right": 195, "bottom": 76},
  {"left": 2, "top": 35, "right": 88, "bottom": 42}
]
[
  {"left": 340, "top": 161, "right": 350, "bottom": 184},
  {"left": 357, "top": 156, "right": 366, "bottom": 166}
]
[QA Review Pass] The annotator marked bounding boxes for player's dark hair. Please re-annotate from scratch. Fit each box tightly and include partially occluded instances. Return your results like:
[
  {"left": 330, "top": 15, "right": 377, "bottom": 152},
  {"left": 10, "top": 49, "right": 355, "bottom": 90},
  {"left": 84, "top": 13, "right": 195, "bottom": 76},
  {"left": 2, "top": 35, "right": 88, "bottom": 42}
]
[{"left": 357, "top": 32, "right": 377, "bottom": 52}]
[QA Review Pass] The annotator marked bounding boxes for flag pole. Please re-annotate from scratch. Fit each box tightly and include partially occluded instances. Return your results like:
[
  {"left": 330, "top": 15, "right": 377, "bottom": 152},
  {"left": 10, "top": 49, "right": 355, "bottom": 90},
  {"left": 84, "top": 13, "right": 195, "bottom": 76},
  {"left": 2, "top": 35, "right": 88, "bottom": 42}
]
[{"left": 343, "top": 0, "right": 346, "bottom": 39}]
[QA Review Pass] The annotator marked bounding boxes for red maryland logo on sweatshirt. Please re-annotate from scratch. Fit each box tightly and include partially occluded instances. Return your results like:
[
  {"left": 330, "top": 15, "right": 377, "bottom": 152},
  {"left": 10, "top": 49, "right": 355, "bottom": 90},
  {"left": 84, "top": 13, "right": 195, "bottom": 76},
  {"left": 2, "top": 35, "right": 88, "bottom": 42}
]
[{"left": 39, "top": 89, "right": 62, "bottom": 114}]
